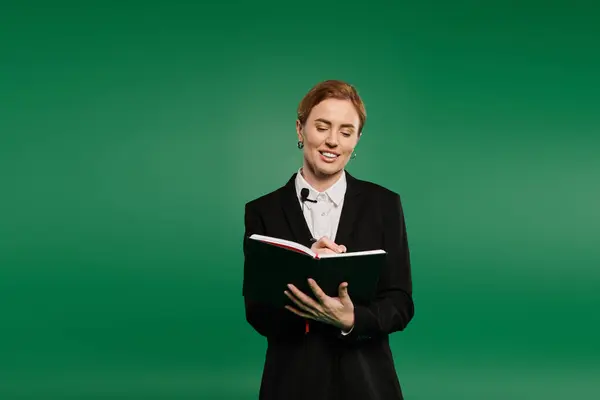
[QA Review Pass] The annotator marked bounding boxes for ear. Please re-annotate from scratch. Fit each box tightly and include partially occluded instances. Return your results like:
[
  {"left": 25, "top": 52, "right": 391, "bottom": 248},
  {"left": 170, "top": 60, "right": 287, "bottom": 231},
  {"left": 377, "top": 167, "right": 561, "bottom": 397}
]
[{"left": 295, "top": 119, "right": 303, "bottom": 142}]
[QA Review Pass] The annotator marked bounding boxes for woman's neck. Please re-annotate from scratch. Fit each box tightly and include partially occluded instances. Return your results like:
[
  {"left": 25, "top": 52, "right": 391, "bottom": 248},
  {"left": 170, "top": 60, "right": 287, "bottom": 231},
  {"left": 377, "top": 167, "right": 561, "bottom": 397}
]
[{"left": 300, "top": 165, "right": 343, "bottom": 193}]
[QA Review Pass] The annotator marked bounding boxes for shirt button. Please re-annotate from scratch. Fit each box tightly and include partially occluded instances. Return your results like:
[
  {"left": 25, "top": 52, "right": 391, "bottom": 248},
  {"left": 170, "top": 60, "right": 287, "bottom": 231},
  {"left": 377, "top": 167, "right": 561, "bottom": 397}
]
[{"left": 321, "top": 212, "right": 326, "bottom": 216}]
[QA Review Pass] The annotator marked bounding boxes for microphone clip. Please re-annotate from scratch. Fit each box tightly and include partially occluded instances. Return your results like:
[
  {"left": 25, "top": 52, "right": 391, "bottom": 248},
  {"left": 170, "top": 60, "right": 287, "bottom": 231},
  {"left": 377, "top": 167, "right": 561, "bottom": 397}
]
[{"left": 300, "top": 188, "right": 317, "bottom": 203}]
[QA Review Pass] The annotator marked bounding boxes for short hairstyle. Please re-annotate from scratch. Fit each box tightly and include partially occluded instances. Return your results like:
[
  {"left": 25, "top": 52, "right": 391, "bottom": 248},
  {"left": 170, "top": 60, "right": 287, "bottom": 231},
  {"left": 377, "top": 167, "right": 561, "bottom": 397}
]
[{"left": 297, "top": 80, "right": 366, "bottom": 135}]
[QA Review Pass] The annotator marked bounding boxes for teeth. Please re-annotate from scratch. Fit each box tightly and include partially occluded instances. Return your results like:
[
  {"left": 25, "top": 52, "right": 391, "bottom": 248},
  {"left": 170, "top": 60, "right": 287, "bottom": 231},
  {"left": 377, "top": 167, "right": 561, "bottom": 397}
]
[{"left": 321, "top": 152, "right": 338, "bottom": 159}]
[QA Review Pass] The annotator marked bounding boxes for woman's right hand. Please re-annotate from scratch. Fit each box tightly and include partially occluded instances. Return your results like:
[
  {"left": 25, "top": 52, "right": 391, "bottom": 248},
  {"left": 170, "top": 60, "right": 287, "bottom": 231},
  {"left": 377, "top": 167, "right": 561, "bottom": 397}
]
[{"left": 310, "top": 236, "right": 347, "bottom": 255}]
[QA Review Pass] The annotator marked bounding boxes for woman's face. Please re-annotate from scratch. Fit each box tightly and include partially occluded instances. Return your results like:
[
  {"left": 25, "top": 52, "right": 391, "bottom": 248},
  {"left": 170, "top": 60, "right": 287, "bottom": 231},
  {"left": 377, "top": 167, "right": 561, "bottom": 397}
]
[{"left": 296, "top": 98, "right": 360, "bottom": 180}]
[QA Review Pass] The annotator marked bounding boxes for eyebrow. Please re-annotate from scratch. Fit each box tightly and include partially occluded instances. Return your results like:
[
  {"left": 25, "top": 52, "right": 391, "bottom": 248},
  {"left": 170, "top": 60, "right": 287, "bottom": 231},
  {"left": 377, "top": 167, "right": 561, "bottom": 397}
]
[{"left": 314, "top": 118, "right": 356, "bottom": 130}]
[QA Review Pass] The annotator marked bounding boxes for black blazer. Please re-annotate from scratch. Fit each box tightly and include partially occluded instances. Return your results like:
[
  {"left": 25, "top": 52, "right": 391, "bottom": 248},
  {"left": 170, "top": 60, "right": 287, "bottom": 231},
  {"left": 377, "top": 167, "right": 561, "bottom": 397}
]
[{"left": 243, "top": 171, "right": 414, "bottom": 400}]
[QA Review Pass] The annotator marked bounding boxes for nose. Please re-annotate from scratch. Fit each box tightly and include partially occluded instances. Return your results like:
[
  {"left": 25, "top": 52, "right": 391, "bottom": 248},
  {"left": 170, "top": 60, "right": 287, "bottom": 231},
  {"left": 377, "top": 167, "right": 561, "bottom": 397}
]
[{"left": 325, "top": 130, "right": 339, "bottom": 147}]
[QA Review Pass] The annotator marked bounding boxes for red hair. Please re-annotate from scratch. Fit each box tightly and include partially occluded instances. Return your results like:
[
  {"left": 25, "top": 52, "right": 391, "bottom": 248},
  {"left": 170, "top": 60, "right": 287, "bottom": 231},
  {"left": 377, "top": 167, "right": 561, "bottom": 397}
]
[{"left": 297, "top": 80, "right": 366, "bottom": 134}]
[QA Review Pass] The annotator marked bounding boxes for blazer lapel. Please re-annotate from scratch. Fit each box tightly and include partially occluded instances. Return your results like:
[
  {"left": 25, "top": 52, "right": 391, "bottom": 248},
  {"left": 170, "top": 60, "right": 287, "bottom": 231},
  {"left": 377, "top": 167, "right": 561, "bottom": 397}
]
[
  {"left": 280, "top": 173, "right": 314, "bottom": 248},
  {"left": 334, "top": 171, "right": 364, "bottom": 248}
]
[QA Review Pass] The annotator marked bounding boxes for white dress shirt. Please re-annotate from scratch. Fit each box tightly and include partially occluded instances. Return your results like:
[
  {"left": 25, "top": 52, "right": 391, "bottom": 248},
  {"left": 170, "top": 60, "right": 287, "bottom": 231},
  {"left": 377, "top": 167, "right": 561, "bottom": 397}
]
[
  {"left": 295, "top": 168, "right": 347, "bottom": 242},
  {"left": 294, "top": 168, "right": 354, "bottom": 335}
]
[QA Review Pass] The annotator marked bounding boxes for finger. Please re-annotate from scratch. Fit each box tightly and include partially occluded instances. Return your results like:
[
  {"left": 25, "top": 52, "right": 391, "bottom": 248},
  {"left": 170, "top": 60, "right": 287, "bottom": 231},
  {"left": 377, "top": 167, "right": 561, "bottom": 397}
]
[
  {"left": 285, "top": 305, "right": 314, "bottom": 319},
  {"left": 317, "top": 237, "right": 343, "bottom": 253},
  {"left": 286, "top": 285, "right": 320, "bottom": 310},
  {"left": 319, "top": 248, "right": 337, "bottom": 254},
  {"left": 338, "top": 282, "right": 348, "bottom": 297},
  {"left": 311, "top": 239, "right": 336, "bottom": 254},
  {"left": 285, "top": 290, "right": 318, "bottom": 315},
  {"left": 339, "top": 245, "right": 347, "bottom": 253},
  {"left": 338, "top": 282, "right": 352, "bottom": 305},
  {"left": 287, "top": 284, "right": 321, "bottom": 310},
  {"left": 308, "top": 278, "right": 328, "bottom": 303}
]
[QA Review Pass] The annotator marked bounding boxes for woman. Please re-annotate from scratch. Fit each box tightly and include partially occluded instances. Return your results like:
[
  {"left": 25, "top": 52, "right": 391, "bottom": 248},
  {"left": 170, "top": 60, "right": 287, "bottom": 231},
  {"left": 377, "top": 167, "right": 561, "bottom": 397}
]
[{"left": 243, "top": 80, "right": 414, "bottom": 400}]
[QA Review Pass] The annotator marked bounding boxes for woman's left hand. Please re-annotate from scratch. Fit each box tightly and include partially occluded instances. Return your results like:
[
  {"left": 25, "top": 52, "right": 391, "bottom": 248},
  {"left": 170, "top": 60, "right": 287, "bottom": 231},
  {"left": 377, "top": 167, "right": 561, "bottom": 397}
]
[{"left": 284, "top": 278, "right": 355, "bottom": 332}]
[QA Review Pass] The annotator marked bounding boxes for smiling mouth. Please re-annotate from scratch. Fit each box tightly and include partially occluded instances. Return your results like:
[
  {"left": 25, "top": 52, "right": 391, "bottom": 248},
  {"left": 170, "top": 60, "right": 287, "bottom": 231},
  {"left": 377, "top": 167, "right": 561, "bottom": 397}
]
[{"left": 319, "top": 151, "right": 339, "bottom": 160}]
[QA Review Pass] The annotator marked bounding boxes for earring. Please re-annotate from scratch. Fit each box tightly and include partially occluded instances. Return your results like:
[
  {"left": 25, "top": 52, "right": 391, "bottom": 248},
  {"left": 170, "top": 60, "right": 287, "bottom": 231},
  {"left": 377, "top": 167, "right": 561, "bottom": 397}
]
[
  {"left": 351, "top": 152, "right": 357, "bottom": 160},
  {"left": 297, "top": 141, "right": 304, "bottom": 149}
]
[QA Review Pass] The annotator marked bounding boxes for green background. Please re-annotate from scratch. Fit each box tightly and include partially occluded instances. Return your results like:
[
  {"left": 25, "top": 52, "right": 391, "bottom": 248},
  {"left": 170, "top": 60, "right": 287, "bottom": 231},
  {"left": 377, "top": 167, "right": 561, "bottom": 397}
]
[{"left": 1, "top": 1, "right": 598, "bottom": 399}]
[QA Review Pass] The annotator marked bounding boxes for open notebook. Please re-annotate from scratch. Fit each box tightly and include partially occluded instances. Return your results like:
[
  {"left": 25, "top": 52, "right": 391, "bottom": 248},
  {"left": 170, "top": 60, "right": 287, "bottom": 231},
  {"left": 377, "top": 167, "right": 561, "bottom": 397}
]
[
  {"left": 243, "top": 234, "right": 387, "bottom": 307},
  {"left": 248, "top": 234, "right": 386, "bottom": 259}
]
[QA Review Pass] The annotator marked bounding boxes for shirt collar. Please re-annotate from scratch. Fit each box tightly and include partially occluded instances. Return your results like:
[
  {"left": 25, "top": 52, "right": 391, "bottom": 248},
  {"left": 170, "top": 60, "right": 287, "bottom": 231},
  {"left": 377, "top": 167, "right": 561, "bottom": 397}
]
[{"left": 295, "top": 168, "right": 347, "bottom": 207}]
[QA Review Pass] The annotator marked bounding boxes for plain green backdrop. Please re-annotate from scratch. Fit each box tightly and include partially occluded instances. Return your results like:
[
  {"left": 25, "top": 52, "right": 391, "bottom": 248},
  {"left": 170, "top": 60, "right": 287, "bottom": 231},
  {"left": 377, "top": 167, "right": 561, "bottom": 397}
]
[{"left": 1, "top": 1, "right": 598, "bottom": 399}]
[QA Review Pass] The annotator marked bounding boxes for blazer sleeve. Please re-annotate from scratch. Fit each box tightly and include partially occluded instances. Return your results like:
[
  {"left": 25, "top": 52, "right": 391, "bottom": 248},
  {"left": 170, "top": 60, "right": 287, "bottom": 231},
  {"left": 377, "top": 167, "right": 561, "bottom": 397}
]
[
  {"left": 242, "top": 201, "right": 306, "bottom": 340},
  {"left": 340, "top": 192, "right": 415, "bottom": 342}
]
